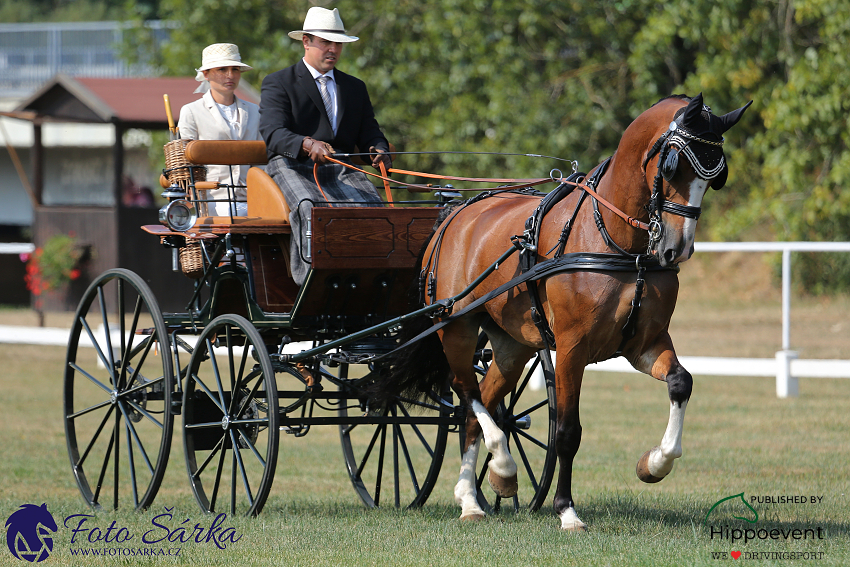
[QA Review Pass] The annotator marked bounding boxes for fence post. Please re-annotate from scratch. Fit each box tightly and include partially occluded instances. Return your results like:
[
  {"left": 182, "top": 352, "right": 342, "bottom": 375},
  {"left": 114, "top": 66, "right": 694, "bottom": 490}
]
[{"left": 776, "top": 350, "right": 798, "bottom": 398}]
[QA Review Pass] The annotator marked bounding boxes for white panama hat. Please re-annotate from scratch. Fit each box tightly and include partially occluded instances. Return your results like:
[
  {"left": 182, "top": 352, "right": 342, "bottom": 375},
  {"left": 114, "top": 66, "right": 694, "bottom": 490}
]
[
  {"left": 288, "top": 7, "right": 359, "bottom": 43},
  {"left": 194, "top": 43, "right": 253, "bottom": 82}
]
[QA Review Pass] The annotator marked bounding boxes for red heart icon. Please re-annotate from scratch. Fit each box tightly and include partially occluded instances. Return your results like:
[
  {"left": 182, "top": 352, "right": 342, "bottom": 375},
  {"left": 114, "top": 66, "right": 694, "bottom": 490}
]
[{"left": 731, "top": 551, "right": 742, "bottom": 559}]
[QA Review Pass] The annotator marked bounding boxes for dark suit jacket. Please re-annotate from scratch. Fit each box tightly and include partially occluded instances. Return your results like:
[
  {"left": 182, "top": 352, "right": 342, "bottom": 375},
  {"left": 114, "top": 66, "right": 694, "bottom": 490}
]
[{"left": 259, "top": 60, "right": 389, "bottom": 162}]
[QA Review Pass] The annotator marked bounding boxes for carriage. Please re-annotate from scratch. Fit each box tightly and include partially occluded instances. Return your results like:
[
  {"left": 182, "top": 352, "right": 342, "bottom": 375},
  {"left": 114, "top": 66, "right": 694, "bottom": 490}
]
[
  {"left": 63, "top": 137, "right": 558, "bottom": 517},
  {"left": 63, "top": 93, "right": 752, "bottom": 529}
]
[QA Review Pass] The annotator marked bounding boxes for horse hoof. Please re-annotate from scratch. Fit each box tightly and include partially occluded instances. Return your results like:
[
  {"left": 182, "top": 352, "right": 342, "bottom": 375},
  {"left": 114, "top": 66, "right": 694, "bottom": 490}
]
[
  {"left": 561, "top": 522, "right": 588, "bottom": 533},
  {"left": 488, "top": 470, "right": 518, "bottom": 498},
  {"left": 460, "top": 513, "right": 486, "bottom": 522},
  {"left": 636, "top": 447, "right": 665, "bottom": 483}
]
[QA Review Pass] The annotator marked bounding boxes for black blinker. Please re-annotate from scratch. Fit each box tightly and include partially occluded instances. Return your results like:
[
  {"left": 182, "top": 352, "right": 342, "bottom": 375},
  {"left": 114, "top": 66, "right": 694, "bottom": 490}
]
[
  {"left": 711, "top": 165, "right": 728, "bottom": 190},
  {"left": 661, "top": 149, "right": 679, "bottom": 181}
]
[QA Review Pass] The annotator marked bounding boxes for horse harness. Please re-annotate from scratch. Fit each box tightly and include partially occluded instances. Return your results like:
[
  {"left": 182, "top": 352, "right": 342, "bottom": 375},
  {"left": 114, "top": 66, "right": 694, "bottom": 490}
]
[{"left": 412, "top": 113, "right": 729, "bottom": 360}]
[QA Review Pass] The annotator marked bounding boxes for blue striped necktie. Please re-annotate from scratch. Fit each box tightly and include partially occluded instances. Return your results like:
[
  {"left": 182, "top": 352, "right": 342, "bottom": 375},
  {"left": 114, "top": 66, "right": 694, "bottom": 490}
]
[{"left": 317, "top": 75, "right": 334, "bottom": 130}]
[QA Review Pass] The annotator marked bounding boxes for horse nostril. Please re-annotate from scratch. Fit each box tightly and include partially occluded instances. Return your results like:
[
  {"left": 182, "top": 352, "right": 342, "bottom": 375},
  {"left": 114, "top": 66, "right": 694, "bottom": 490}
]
[{"left": 664, "top": 249, "right": 677, "bottom": 265}]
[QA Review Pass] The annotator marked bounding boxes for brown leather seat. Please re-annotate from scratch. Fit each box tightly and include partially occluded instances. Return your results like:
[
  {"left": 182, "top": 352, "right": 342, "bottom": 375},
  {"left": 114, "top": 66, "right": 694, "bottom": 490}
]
[{"left": 247, "top": 167, "right": 290, "bottom": 219}]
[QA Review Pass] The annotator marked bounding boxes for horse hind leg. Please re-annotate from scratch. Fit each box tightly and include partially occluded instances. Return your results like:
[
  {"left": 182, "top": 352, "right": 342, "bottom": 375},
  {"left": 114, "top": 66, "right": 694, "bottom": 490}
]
[
  {"left": 634, "top": 347, "right": 693, "bottom": 483},
  {"left": 443, "top": 320, "right": 498, "bottom": 521},
  {"left": 455, "top": 399, "right": 519, "bottom": 522},
  {"left": 477, "top": 324, "right": 541, "bottom": 499},
  {"left": 455, "top": 431, "right": 486, "bottom": 521}
]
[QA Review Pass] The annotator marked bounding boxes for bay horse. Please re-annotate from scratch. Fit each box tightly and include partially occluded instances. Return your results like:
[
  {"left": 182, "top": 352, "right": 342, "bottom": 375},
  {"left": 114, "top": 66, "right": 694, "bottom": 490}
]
[{"left": 373, "top": 93, "right": 751, "bottom": 530}]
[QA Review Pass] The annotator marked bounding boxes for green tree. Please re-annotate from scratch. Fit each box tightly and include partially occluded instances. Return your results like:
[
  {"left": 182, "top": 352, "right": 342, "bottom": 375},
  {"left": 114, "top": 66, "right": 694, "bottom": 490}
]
[{"left": 132, "top": 0, "right": 849, "bottom": 291}]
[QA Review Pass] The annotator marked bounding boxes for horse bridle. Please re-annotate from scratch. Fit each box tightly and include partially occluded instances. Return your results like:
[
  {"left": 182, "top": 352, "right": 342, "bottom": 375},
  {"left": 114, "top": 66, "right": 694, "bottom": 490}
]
[{"left": 639, "top": 118, "right": 725, "bottom": 253}]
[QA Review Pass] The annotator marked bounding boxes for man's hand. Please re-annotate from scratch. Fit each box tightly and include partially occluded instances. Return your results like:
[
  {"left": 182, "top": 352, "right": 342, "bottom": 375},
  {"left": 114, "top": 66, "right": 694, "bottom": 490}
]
[
  {"left": 302, "top": 137, "right": 334, "bottom": 164},
  {"left": 369, "top": 146, "right": 392, "bottom": 171}
]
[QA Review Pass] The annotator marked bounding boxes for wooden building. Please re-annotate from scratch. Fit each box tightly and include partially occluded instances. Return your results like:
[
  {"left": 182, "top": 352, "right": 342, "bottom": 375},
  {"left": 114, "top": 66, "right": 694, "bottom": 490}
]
[{"left": 3, "top": 74, "right": 260, "bottom": 311}]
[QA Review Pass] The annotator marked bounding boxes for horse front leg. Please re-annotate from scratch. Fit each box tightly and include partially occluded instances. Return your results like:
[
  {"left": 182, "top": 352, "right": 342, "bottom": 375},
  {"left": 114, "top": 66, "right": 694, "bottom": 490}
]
[
  {"left": 632, "top": 334, "right": 693, "bottom": 483},
  {"left": 552, "top": 351, "right": 588, "bottom": 532}
]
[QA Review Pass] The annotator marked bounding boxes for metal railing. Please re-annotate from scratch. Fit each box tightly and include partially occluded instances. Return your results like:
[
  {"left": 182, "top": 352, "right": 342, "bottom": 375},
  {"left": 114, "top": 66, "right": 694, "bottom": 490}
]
[{"left": 0, "top": 20, "right": 175, "bottom": 97}]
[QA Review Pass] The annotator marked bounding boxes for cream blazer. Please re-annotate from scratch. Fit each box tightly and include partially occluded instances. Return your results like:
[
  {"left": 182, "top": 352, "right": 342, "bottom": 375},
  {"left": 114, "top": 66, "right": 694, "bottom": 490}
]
[{"left": 177, "top": 91, "right": 261, "bottom": 188}]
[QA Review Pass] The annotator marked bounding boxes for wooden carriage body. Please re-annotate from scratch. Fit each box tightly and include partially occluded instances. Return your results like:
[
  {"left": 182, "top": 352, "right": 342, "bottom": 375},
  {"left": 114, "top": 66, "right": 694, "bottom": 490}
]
[{"left": 144, "top": 140, "right": 442, "bottom": 340}]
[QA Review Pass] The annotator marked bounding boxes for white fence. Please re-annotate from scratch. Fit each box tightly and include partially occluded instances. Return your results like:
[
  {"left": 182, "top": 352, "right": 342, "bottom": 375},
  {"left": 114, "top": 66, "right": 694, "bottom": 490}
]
[{"left": 2, "top": 241, "right": 847, "bottom": 398}]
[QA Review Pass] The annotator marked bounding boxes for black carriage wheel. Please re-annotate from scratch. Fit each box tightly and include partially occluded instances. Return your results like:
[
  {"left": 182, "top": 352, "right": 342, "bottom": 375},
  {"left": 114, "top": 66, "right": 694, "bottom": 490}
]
[
  {"left": 183, "top": 314, "right": 279, "bottom": 517},
  {"left": 338, "top": 363, "right": 452, "bottom": 509},
  {"left": 64, "top": 268, "right": 174, "bottom": 511},
  {"left": 467, "top": 332, "right": 558, "bottom": 513}
]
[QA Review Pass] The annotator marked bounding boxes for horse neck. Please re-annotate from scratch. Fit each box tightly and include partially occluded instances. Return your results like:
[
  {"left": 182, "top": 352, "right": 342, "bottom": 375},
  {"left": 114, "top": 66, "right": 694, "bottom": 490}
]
[{"left": 591, "top": 152, "right": 652, "bottom": 253}]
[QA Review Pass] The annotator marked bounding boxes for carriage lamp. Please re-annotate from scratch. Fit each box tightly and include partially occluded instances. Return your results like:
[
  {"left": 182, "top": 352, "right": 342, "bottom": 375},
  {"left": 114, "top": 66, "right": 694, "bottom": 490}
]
[{"left": 159, "top": 199, "right": 197, "bottom": 232}]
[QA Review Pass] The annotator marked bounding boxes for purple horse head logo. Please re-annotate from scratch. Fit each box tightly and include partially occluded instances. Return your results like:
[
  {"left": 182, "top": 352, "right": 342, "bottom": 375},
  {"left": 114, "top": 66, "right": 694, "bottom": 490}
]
[{"left": 5, "top": 504, "right": 58, "bottom": 563}]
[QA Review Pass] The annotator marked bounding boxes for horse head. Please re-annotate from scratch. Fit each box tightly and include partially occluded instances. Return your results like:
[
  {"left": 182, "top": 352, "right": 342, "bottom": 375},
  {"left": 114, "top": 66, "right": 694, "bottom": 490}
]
[{"left": 633, "top": 93, "right": 752, "bottom": 267}]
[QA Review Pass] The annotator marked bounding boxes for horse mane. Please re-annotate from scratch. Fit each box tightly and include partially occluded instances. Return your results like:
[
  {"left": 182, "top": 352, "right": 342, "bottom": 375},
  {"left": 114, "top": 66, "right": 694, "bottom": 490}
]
[{"left": 650, "top": 93, "right": 691, "bottom": 108}]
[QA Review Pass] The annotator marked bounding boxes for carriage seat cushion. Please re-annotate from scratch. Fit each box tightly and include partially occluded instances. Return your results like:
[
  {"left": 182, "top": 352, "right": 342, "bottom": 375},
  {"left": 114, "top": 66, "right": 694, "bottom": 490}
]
[{"left": 184, "top": 140, "right": 269, "bottom": 166}]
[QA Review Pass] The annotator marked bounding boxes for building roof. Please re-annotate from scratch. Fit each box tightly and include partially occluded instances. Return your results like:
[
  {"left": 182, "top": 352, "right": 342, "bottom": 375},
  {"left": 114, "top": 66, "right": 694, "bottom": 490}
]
[{"left": 4, "top": 74, "right": 260, "bottom": 129}]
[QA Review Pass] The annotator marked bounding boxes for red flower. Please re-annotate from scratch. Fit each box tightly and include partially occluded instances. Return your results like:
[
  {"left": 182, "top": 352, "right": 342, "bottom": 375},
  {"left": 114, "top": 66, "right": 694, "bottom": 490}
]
[{"left": 69, "top": 268, "right": 81, "bottom": 280}]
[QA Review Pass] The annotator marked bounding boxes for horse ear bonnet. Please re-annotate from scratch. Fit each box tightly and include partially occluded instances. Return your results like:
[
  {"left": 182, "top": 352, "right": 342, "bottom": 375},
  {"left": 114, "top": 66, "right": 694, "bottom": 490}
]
[{"left": 668, "top": 94, "right": 752, "bottom": 190}]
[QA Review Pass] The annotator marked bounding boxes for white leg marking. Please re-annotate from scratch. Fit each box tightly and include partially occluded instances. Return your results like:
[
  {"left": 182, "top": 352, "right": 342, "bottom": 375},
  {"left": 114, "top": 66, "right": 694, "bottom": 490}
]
[
  {"left": 647, "top": 400, "right": 688, "bottom": 478},
  {"left": 472, "top": 400, "right": 517, "bottom": 478},
  {"left": 559, "top": 506, "right": 587, "bottom": 532},
  {"left": 454, "top": 435, "right": 485, "bottom": 519}
]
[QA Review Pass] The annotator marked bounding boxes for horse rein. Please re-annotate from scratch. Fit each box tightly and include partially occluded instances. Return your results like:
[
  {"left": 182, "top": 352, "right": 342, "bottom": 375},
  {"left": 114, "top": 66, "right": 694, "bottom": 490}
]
[{"left": 321, "top": 156, "right": 554, "bottom": 193}]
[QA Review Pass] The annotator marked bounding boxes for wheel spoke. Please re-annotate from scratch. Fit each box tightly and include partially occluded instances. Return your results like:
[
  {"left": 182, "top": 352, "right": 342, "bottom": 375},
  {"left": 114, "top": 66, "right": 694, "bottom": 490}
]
[
  {"left": 513, "top": 426, "right": 548, "bottom": 450},
  {"left": 117, "top": 403, "right": 155, "bottom": 475},
  {"left": 513, "top": 398, "right": 547, "bottom": 421},
  {"left": 69, "top": 361, "right": 112, "bottom": 395},
  {"left": 395, "top": 424, "right": 421, "bottom": 496},
  {"left": 125, "top": 399, "right": 163, "bottom": 430},
  {"left": 230, "top": 430, "right": 254, "bottom": 507},
  {"left": 75, "top": 405, "right": 115, "bottom": 468},
  {"left": 373, "top": 425, "right": 387, "bottom": 507},
  {"left": 67, "top": 397, "right": 112, "bottom": 420},
  {"left": 397, "top": 404, "right": 435, "bottom": 458},
  {"left": 193, "top": 435, "right": 226, "bottom": 478},
  {"left": 189, "top": 373, "right": 226, "bottom": 413},
  {"left": 124, "top": 335, "right": 156, "bottom": 392},
  {"left": 113, "top": 410, "right": 120, "bottom": 509},
  {"left": 125, "top": 420, "right": 139, "bottom": 507},
  {"left": 79, "top": 317, "right": 117, "bottom": 387},
  {"left": 209, "top": 438, "right": 228, "bottom": 512},
  {"left": 236, "top": 428, "right": 266, "bottom": 467},
  {"left": 92, "top": 425, "right": 115, "bottom": 505},
  {"left": 506, "top": 358, "right": 540, "bottom": 414},
  {"left": 226, "top": 326, "right": 237, "bottom": 404},
  {"left": 511, "top": 430, "right": 539, "bottom": 490},
  {"left": 97, "top": 286, "right": 117, "bottom": 379},
  {"left": 392, "top": 418, "right": 400, "bottom": 508},
  {"left": 357, "top": 423, "right": 384, "bottom": 478},
  {"left": 207, "top": 338, "right": 228, "bottom": 409}
]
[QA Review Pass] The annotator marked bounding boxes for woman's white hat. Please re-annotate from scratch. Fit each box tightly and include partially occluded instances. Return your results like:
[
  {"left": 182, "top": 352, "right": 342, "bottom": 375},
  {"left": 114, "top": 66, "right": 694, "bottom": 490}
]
[
  {"left": 288, "top": 7, "right": 359, "bottom": 43},
  {"left": 194, "top": 43, "right": 253, "bottom": 82}
]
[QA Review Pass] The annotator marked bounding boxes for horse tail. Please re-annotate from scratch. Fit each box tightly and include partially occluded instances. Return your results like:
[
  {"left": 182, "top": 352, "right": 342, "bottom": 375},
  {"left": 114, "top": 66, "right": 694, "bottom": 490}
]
[
  {"left": 366, "top": 207, "right": 459, "bottom": 407},
  {"left": 367, "top": 312, "right": 451, "bottom": 408}
]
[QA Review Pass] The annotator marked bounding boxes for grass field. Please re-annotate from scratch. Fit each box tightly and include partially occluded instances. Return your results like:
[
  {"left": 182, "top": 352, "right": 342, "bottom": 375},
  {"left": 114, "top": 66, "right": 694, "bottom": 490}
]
[{"left": 1, "top": 252, "right": 848, "bottom": 566}]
